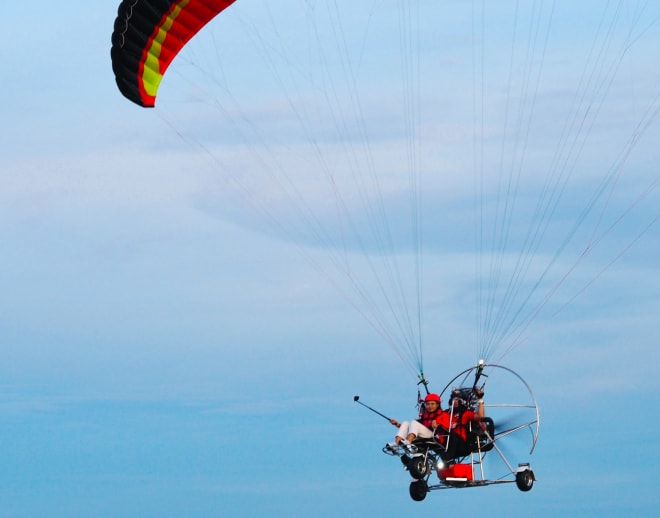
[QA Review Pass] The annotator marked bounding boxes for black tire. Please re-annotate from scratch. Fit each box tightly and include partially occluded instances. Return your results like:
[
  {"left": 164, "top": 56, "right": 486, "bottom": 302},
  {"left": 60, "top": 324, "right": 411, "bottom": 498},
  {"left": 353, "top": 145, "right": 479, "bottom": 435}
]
[
  {"left": 409, "top": 480, "right": 428, "bottom": 501},
  {"left": 408, "top": 455, "right": 429, "bottom": 480},
  {"left": 515, "top": 469, "right": 534, "bottom": 492}
]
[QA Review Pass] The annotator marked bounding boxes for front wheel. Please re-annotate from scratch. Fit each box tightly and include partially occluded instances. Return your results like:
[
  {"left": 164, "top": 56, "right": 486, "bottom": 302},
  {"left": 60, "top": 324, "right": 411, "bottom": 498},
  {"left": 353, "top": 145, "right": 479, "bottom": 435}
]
[
  {"left": 515, "top": 469, "right": 534, "bottom": 492},
  {"left": 409, "top": 480, "right": 428, "bottom": 501}
]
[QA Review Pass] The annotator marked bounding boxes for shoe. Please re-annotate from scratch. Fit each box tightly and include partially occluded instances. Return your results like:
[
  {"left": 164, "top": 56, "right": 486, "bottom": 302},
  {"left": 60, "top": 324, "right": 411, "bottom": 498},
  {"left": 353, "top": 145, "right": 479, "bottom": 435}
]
[
  {"left": 400, "top": 439, "right": 415, "bottom": 453},
  {"left": 385, "top": 442, "right": 399, "bottom": 453}
]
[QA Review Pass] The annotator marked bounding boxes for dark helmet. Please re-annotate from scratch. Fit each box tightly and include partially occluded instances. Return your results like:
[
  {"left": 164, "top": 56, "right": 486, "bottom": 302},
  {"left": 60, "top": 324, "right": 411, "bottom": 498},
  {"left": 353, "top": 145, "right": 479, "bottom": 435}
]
[{"left": 450, "top": 389, "right": 467, "bottom": 407}]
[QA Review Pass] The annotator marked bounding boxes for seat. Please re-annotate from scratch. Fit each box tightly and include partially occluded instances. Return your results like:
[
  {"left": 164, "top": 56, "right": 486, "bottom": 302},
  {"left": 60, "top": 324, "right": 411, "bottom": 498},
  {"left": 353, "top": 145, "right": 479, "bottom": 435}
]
[{"left": 468, "top": 417, "right": 495, "bottom": 452}]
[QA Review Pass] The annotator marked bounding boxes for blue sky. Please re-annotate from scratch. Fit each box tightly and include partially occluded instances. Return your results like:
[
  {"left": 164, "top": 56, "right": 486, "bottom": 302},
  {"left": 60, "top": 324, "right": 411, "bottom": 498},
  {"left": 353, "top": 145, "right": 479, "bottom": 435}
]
[{"left": 1, "top": 1, "right": 659, "bottom": 516}]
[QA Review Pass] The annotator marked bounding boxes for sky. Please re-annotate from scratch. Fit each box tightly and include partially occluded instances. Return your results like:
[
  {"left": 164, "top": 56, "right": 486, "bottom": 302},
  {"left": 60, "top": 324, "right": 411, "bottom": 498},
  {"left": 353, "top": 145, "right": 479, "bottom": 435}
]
[{"left": 1, "top": 1, "right": 659, "bottom": 516}]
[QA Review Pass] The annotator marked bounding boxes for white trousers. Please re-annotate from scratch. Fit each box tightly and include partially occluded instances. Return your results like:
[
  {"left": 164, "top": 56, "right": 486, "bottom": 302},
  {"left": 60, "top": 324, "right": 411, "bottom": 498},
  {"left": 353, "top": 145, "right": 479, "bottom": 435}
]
[{"left": 396, "top": 420, "right": 434, "bottom": 441}]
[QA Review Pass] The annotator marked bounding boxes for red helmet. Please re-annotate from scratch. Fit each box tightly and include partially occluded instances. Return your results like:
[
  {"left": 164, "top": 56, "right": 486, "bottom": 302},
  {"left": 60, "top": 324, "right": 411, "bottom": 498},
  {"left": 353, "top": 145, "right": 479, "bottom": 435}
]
[{"left": 424, "top": 393, "right": 441, "bottom": 403}]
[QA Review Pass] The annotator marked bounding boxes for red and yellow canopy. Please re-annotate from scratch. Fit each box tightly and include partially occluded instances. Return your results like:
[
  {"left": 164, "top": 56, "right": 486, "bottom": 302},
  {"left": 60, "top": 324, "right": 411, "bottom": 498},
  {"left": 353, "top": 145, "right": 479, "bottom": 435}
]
[{"left": 111, "top": 0, "right": 236, "bottom": 107}]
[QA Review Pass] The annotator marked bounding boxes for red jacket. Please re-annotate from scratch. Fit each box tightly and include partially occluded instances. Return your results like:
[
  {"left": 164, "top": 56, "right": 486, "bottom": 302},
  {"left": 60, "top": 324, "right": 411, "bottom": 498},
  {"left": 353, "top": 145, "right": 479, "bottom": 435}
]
[
  {"left": 416, "top": 408, "right": 444, "bottom": 429},
  {"left": 445, "top": 408, "right": 478, "bottom": 441}
]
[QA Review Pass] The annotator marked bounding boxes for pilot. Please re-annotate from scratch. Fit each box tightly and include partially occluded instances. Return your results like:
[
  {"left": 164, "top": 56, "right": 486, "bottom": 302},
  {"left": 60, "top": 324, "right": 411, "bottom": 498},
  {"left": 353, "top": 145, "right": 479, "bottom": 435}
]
[{"left": 438, "top": 389, "right": 485, "bottom": 460}]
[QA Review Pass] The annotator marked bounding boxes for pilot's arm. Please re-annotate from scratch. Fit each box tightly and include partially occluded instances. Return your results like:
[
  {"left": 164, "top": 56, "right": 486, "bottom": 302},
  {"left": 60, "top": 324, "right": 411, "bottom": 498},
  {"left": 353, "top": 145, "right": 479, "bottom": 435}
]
[{"left": 475, "top": 388, "right": 485, "bottom": 419}]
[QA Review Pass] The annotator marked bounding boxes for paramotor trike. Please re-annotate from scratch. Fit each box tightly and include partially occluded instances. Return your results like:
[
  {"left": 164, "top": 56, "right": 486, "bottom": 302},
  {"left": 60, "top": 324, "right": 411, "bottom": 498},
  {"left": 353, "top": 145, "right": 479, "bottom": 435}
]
[{"left": 382, "top": 363, "right": 539, "bottom": 501}]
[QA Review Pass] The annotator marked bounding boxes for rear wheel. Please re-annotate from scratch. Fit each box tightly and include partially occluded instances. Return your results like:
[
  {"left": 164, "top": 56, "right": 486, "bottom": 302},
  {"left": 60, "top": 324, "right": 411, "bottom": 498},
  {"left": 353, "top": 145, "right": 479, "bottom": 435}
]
[
  {"left": 515, "top": 469, "right": 534, "bottom": 492},
  {"left": 409, "top": 480, "right": 428, "bottom": 501}
]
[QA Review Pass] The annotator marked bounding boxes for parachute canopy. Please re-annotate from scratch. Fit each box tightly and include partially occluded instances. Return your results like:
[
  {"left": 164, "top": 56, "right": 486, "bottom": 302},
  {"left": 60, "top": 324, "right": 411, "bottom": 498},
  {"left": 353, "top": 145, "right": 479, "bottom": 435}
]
[{"left": 111, "top": 0, "right": 236, "bottom": 107}]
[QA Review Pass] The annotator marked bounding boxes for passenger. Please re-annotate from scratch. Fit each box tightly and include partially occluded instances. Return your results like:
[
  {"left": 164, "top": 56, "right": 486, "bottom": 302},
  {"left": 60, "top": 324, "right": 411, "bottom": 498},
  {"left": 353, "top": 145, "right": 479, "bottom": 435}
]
[{"left": 387, "top": 393, "right": 444, "bottom": 450}]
